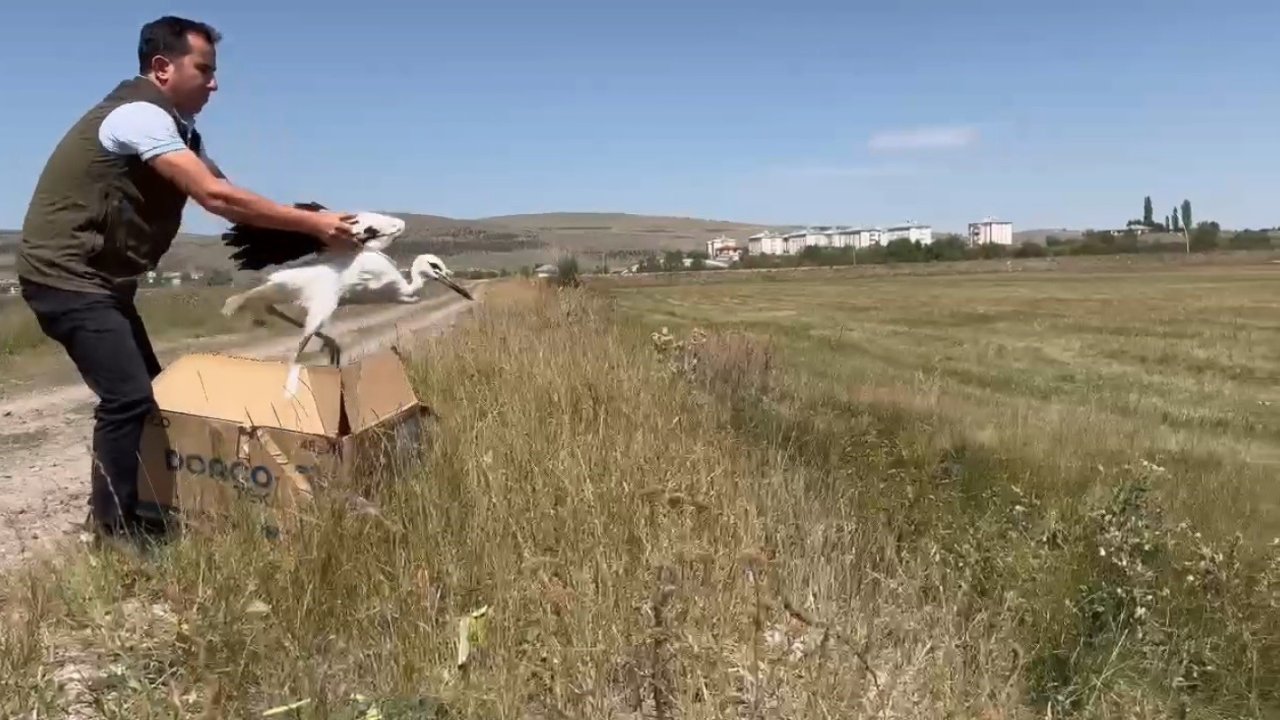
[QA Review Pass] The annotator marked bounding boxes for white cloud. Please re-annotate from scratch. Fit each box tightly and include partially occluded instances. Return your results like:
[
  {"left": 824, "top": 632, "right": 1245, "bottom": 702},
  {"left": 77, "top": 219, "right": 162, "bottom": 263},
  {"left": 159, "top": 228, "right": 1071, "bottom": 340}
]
[{"left": 868, "top": 125, "right": 980, "bottom": 152}]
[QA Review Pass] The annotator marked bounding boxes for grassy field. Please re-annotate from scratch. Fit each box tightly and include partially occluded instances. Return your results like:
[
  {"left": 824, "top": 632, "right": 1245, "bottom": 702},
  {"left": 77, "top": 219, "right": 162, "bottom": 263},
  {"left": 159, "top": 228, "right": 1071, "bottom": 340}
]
[
  {"left": 0, "top": 288, "right": 257, "bottom": 356},
  {"left": 604, "top": 264, "right": 1280, "bottom": 714},
  {"left": 1, "top": 268, "right": 1278, "bottom": 718}
]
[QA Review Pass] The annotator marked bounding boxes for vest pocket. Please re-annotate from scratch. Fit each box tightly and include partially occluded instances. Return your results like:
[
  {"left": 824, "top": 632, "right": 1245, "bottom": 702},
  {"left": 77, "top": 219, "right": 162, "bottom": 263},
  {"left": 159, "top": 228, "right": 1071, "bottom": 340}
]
[{"left": 90, "top": 184, "right": 151, "bottom": 277}]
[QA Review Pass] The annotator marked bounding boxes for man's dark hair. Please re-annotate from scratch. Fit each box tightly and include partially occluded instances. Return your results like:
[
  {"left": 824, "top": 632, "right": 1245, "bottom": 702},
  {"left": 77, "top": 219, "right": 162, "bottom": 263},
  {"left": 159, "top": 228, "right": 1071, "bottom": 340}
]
[{"left": 137, "top": 16, "right": 221, "bottom": 74}]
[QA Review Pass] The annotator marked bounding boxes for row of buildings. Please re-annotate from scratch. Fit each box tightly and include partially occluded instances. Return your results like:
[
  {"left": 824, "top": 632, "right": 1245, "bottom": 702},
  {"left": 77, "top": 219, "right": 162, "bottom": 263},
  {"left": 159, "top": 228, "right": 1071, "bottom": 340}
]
[{"left": 705, "top": 218, "right": 1014, "bottom": 261}]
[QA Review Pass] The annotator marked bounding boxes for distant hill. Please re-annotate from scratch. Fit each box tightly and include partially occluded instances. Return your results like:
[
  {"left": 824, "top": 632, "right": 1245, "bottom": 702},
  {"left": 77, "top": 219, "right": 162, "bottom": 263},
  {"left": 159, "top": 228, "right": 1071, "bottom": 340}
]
[
  {"left": 17, "top": 216, "right": 1245, "bottom": 276},
  {"left": 0, "top": 211, "right": 784, "bottom": 276}
]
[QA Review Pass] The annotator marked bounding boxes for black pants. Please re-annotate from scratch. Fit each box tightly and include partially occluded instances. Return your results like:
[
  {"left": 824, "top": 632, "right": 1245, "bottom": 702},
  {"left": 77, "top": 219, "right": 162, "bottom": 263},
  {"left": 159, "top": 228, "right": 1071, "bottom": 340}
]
[{"left": 20, "top": 278, "right": 162, "bottom": 534}]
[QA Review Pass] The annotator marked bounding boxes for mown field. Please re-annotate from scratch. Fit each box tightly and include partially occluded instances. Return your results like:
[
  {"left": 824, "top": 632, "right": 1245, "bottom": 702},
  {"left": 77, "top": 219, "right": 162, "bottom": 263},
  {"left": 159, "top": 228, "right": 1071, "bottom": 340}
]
[
  {"left": 1, "top": 267, "right": 1278, "bottom": 718},
  {"left": 603, "top": 264, "right": 1280, "bottom": 715}
]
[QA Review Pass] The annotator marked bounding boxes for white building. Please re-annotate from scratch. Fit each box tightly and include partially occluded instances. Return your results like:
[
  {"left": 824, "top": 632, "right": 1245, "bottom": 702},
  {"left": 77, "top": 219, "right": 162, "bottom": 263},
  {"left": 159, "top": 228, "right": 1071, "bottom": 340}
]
[
  {"left": 884, "top": 222, "right": 932, "bottom": 244},
  {"left": 968, "top": 217, "right": 1014, "bottom": 246},
  {"left": 746, "top": 226, "right": 889, "bottom": 255},
  {"left": 783, "top": 231, "right": 807, "bottom": 255},
  {"left": 825, "top": 227, "right": 849, "bottom": 248},
  {"left": 764, "top": 233, "right": 787, "bottom": 256},
  {"left": 747, "top": 231, "right": 790, "bottom": 256},
  {"left": 803, "top": 226, "right": 833, "bottom": 248},
  {"left": 845, "top": 228, "right": 883, "bottom": 248},
  {"left": 705, "top": 235, "right": 742, "bottom": 262}
]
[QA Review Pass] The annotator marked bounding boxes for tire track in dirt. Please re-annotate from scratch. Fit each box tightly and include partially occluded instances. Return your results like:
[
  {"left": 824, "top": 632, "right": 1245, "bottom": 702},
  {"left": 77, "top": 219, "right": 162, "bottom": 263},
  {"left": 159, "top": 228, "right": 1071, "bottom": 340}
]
[{"left": 0, "top": 282, "right": 486, "bottom": 569}]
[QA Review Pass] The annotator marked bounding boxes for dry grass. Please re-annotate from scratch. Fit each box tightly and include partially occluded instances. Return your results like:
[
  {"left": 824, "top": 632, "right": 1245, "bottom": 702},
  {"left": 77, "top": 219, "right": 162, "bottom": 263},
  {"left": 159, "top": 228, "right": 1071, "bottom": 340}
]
[
  {"left": 0, "top": 296, "right": 47, "bottom": 359},
  {"left": 0, "top": 287, "right": 395, "bottom": 391},
  {"left": 0, "top": 288, "right": 257, "bottom": 360},
  {"left": 1, "top": 273, "right": 1278, "bottom": 718}
]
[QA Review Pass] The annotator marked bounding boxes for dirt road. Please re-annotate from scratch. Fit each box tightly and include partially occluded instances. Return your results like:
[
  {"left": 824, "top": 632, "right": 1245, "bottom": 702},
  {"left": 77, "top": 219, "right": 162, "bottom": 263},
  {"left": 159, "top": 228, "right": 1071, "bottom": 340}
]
[{"left": 0, "top": 283, "right": 484, "bottom": 569}]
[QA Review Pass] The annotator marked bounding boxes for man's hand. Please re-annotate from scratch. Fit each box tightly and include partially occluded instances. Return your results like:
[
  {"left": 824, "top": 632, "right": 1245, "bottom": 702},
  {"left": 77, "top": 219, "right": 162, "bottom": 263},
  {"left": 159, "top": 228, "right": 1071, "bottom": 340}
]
[{"left": 306, "top": 211, "right": 361, "bottom": 251}]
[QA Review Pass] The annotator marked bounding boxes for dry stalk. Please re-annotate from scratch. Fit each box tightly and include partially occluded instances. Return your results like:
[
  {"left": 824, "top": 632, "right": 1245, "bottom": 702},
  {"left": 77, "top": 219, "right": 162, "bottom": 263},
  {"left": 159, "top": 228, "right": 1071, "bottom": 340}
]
[{"left": 649, "top": 564, "right": 676, "bottom": 720}]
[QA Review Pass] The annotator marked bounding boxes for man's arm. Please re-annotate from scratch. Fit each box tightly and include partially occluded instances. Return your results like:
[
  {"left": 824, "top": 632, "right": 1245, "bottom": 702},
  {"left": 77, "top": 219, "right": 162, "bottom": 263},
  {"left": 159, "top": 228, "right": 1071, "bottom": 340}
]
[
  {"left": 149, "top": 149, "right": 329, "bottom": 231},
  {"left": 98, "top": 101, "right": 353, "bottom": 241}
]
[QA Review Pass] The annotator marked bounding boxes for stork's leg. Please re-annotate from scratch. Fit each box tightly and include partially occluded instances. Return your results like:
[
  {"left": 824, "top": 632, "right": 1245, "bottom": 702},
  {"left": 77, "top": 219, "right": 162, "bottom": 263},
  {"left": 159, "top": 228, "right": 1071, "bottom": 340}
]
[
  {"left": 267, "top": 305, "right": 343, "bottom": 366},
  {"left": 294, "top": 331, "right": 317, "bottom": 363},
  {"left": 284, "top": 330, "right": 315, "bottom": 398},
  {"left": 326, "top": 330, "right": 342, "bottom": 367}
]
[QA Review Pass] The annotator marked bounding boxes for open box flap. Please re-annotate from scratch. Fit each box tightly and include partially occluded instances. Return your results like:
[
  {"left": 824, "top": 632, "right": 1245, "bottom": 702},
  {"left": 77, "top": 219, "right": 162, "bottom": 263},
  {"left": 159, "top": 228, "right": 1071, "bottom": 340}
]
[
  {"left": 152, "top": 353, "right": 343, "bottom": 436},
  {"left": 338, "top": 348, "right": 421, "bottom": 433}
]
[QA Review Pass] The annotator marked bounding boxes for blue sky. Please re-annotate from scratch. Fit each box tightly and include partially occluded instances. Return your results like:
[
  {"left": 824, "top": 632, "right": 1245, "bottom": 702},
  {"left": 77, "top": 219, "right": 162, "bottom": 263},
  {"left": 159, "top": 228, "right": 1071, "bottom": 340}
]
[{"left": 1, "top": 0, "right": 1276, "bottom": 235}]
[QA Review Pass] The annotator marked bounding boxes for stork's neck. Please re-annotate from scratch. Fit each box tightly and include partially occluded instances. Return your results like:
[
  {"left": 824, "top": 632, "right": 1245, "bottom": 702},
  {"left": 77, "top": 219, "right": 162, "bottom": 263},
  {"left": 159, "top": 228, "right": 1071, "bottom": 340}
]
[{"left": 405, "top": 268, "right": 430, "bottom": 297}]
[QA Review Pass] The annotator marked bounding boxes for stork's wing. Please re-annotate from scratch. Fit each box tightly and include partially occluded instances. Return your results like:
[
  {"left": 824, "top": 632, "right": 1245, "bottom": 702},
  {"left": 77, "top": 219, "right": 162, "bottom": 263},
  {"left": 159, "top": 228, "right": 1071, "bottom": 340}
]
[{"left": 221, "top": 202, "right": 331, "bottom": 272}]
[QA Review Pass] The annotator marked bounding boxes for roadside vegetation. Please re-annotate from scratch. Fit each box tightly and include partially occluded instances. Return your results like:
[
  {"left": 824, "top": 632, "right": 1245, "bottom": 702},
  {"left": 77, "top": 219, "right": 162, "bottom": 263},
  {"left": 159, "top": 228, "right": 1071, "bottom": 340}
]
[{"left": 1, "top": 266, "right": 1277, "bottom": 718}]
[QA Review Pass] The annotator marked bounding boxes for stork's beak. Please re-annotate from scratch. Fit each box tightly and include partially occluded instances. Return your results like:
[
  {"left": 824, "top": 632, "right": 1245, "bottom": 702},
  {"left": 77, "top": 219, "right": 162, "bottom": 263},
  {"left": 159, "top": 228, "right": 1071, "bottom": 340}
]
[{"left": 439, "top": 275, "right": 474, "bottom": 300}]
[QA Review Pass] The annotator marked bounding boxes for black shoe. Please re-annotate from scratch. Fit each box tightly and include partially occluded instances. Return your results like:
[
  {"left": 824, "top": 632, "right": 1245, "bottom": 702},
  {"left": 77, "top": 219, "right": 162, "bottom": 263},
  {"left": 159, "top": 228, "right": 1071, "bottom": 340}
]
[{"left": 82, "top": 511, "right": 172, "bottom": 560}]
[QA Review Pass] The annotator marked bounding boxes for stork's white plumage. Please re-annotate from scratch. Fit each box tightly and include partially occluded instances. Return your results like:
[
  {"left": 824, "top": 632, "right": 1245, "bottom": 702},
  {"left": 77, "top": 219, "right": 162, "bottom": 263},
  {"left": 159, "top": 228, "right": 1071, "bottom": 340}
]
[{"left": 219, "top": 206, "right": 474, "bottom": 396}]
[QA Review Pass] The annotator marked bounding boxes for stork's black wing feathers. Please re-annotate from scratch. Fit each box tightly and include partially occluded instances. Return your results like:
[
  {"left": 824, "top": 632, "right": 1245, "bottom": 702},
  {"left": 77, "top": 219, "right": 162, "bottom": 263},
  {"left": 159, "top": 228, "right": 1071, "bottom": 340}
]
[{"left": 220, "top": 202, "right": 331, "bottom": 271}]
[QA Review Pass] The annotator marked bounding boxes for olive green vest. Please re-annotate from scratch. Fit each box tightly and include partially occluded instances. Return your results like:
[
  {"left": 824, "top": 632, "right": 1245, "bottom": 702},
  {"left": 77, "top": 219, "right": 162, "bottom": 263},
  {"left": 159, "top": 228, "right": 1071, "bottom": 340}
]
[{"left": 16, "top": 76, "right": 202, "bottom": 293}]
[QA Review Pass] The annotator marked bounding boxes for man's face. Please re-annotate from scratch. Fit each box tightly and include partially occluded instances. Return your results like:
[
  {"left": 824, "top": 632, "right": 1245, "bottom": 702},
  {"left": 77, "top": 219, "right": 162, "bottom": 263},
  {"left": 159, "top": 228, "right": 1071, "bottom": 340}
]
[{"left": 150, "top": 32, "right": 218, "bottom": 117}]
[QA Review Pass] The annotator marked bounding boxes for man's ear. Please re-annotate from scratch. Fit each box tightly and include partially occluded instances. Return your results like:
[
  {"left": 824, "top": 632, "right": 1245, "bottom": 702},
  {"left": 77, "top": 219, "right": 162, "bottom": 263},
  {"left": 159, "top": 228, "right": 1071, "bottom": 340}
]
[{"left": 148, "top": 54, "right": 175, "bottom": 81}]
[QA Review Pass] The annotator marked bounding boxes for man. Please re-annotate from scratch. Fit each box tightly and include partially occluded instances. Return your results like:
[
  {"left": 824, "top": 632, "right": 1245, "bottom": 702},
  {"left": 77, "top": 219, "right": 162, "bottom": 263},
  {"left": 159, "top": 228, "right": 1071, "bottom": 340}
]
[{"left": 16, "top": 16, "right": 360, "bottom": 547}]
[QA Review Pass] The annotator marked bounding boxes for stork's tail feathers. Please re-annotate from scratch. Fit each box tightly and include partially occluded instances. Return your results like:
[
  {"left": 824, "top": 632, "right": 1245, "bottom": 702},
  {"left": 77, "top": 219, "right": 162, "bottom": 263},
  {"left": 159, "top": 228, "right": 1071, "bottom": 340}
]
[{"left": 284, "top": 363, "right": 304, "bottom": 398}]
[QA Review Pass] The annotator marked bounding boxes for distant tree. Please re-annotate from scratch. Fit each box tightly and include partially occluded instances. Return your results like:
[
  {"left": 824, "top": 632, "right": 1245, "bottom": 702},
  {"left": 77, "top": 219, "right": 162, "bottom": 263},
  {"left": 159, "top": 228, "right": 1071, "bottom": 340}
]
[
  {"left": 1180, "top": 199, "right": 1192, "bottom": 232},
  {"left": 638, "top": 253, "right": 663, "bottom": 273},
  {"left": 971, "top": 242, "right": 1010, "bottom": 260},
  {"left": 883, "top": 238, "right": 921, "bottom": 262},
  {"left": 1171, "top": 207, "right": 1181, "bottom": 232},
  {"left": 1013, "top": 241, "right": 1047, "bottom": 258},
  {"left": 1229, "top": 229, "right": 1272, "bottom": 250},
  {"left": 205, "top": 269, "right": 233, "bottom": 286},
  {"left": 798, "top": 245, "right": 824, "bottom": 265},
  {"left": 661, "top": 250, "right": 685, "bottom": 272},
  {"left": 555, "top": 254, "right": 581, "bottom": 287},
  {"left": 927, "top": 234, "right": 967, "bottom": 262},
  {"left": 1190, "top": 221, "right": 1221, "bottom": 252},
  {"left": 1143, "top": 195, "right": 1154, "bottom": 226}
]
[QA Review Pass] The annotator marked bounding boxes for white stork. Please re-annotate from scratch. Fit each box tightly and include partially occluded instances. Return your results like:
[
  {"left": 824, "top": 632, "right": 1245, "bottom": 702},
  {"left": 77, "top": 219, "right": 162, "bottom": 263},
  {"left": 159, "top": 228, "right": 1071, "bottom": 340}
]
[{"left": 218, "top": 202, "right": 474, "bottom": 395}]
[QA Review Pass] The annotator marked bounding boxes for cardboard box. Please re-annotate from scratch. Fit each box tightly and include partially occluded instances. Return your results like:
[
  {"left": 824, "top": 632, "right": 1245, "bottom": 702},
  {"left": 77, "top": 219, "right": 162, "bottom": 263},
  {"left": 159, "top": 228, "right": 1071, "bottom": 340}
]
[{"left": 135, "top": 348, "right": 428, "bottom": 524}]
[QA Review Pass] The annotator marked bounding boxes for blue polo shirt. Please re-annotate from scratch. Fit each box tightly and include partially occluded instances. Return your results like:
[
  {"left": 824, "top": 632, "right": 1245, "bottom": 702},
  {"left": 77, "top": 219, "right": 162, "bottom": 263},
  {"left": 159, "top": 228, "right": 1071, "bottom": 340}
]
[{"left": 96, "top": 90, "right": 220, "bottom": 175}]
